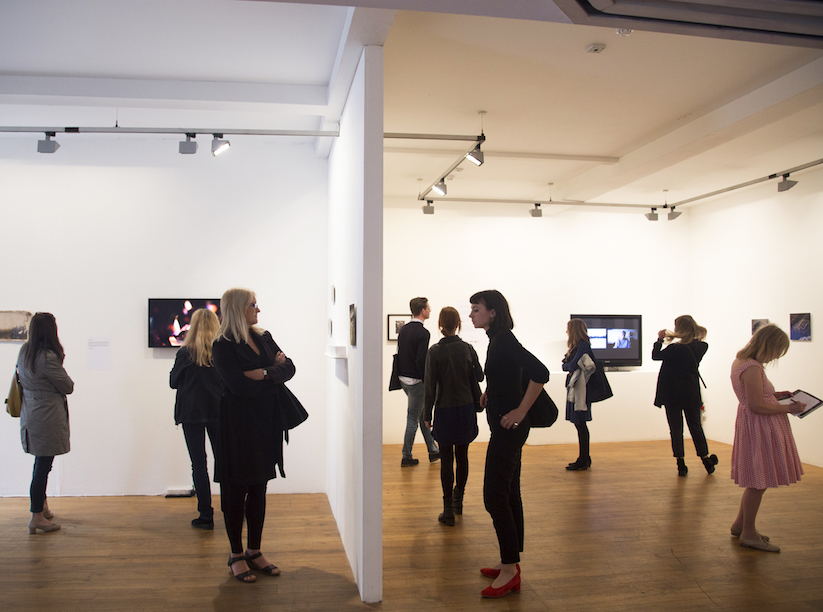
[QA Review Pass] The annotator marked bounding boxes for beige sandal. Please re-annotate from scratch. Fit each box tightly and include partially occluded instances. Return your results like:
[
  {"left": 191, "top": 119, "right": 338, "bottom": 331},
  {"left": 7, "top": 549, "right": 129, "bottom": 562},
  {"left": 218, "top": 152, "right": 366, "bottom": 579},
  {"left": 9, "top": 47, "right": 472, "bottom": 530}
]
[{"left": 740, "top": 535, "right": 780, "bottom": 553}]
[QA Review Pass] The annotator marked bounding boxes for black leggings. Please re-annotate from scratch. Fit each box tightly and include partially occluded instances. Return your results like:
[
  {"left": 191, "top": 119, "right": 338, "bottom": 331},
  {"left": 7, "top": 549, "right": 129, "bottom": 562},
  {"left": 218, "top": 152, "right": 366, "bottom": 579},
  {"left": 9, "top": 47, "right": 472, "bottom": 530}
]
[
  {"left": 220, "top": 481, "right": 267, "bottom": 554},
  {"left": 440, "top": 444, "right": 469, "bottom": 501},
  {"left": 30, "top": 456, "right": 54, "bottom": 513},
  {"left": 574, "top": 421, "right": 590, "bottom": 461}
]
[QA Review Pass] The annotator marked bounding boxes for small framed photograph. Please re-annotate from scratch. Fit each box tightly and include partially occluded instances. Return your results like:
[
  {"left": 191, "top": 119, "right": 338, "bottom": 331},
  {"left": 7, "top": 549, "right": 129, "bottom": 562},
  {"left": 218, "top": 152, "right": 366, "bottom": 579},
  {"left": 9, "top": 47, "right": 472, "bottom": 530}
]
[
  {"left": 752, "top": 319, "right": 769, "bottom": 334},
  {"left": 0, "top": 311, "right": 33, "bottom": 342},
  {"left": 387, "top": 314, "right": 412, "bottom": 341},
  {"left": 790, "top": 313, "right": 811, "bottom": 341}
]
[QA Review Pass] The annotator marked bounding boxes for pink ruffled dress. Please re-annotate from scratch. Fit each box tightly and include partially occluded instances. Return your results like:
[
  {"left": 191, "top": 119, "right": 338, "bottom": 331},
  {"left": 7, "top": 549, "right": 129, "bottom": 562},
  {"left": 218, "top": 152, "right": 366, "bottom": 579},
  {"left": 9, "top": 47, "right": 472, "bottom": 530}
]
[{"left": 730, "top": 359, "right": 803, "bottom": 488}]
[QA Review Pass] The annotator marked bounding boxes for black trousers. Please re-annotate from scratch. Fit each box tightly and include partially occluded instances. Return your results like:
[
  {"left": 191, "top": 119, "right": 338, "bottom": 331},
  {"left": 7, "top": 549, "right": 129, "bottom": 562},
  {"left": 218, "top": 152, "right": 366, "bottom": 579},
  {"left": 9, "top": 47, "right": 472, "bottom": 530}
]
[
  {"left": 220, "top": 481, "right": 268, "bottom": 554},
  {"left": 483, "top": 417, "right": 530, "bottom": 564},
  {"left": 182, "top": 422, "right": 218, "bottom": 520},
  {"left": 664, "top": 403, "right": 709, "bottom": 458},
  {"left": 30, "top": 456, "right": 54, "bottom": 513}
]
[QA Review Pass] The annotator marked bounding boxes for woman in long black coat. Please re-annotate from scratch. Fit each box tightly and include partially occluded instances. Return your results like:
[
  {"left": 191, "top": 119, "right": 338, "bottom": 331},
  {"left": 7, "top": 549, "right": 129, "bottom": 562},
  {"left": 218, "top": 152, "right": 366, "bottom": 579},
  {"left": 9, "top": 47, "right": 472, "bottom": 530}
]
[
  {"left": 170, "top": 308, "right": 222, "bottom": 530},
  {"left": 212, "top": 287, "right": 295, "bottom": 583},
  {"left": 652, "top": 315, "right": 716, "bottom": 477}
]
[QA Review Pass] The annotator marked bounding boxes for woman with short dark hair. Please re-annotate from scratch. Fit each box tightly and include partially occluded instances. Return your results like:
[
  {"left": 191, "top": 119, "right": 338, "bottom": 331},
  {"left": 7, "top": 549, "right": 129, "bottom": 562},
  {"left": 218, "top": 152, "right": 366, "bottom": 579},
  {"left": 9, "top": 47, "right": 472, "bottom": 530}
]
[
  {"left": 16, "top": 312, "right": 74, "bottom": 534},
  {"left": 423, "top": 307, "right": 483, "bottom": 526},
  {"left": 469, "top": 290, "right": 548, "bottom": 598}
]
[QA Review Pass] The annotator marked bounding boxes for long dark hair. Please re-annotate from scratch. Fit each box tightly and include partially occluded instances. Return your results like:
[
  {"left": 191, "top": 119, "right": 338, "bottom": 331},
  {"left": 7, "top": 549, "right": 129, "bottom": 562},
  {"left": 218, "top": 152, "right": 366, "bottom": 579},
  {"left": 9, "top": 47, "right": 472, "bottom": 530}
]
[
  {"left": 469, "top": 290, "right": 513, "bottom": 331},
  {"left": 25, "top": 312, "right": 65, "bottom": 372}
]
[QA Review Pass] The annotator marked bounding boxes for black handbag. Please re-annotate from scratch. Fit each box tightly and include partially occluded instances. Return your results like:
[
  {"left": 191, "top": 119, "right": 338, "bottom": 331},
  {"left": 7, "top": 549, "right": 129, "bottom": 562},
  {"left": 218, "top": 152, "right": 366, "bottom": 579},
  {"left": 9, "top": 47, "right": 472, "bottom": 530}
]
[
  {"left": 388, "top": 353, "right": 402, "bottom": 391},
  {"left": 276, "top": 383, "right": 309, "bottom": 431},
  {"left": 521, "top": 370, "right": 558, "bottom": 428},
  {"left": 528, "top": 388, "right": 559, "bottom": 428},
  {"left": 586, "top": 360, "right": 613, "bottom": 403}
]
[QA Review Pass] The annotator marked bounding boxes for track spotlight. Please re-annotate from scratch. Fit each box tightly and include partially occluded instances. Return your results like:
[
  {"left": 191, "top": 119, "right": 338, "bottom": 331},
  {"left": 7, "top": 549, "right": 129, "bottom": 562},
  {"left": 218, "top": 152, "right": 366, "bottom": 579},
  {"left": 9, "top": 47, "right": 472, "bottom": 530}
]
[
  {"left": 668, "top": 207, "right": 681, "bottom": 220},
  {"left": 466, "top": 145, "right": 484, "bottom": 166},
  {"left": 777, "top": 174, "right": 797, "bottom": 192},
  {"left": 211, "top": 134, "right": 230, "bottom": 156},
  {"left": 529, "top": 203, "right": 542, "bottom": 218},
  {"left": 37, "top": 132, "right": 60, "bottom": 154},
  {"left": 422, "top": 200, "right": 435, "bottom": 215},
  {"left": 179, "top": 133, "right": 198, "bottom": 154},
  {"left": 431, "top": 179, "right": 447, "bottom": 196},
  {"left": 645, "top": 207, "right": 658, "bottom": 221}
]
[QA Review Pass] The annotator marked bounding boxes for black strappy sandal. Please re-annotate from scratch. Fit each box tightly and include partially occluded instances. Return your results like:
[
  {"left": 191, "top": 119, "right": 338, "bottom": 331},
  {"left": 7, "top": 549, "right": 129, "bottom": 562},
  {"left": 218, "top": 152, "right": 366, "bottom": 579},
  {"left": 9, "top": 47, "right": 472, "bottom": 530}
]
[
  {"left": 228, "top": 555, "right": 257, "bottom": 583},
  {"left": 244, "top": 551, "right": 281, "bottom": 576}
]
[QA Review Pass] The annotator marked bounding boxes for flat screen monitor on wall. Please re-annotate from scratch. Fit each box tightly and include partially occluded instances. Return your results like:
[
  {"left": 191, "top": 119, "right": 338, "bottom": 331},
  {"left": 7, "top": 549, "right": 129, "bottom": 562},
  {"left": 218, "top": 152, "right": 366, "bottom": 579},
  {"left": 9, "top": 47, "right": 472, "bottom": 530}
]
[
  {"left": 570, "top": 314, "right": 642, "bottom": 367},
  {"left": 149, "top": 299, "right": 221, "bottom": 348}
]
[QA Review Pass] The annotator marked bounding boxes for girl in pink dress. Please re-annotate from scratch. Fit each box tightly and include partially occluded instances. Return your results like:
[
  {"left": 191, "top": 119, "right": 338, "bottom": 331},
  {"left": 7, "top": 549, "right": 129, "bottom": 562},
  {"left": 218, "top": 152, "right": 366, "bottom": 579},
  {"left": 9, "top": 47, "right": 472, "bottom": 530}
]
[{"left": 730, "top": 324, "right": 805, "bottom": 553}]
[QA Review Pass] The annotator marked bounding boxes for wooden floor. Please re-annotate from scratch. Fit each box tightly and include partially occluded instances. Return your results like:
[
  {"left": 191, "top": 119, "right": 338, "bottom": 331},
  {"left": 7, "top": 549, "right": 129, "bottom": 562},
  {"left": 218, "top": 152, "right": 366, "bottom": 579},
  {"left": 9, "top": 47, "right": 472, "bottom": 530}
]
[{"left": 1, "top": 440, "right": 822, "bottom": 611}]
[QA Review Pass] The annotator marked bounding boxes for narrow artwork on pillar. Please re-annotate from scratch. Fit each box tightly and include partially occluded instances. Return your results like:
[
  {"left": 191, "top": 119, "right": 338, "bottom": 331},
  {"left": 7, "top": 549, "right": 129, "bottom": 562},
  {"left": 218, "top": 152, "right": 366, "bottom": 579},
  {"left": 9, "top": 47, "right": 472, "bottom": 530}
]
[
  {"left": 349, "top": 304, "right": 356, "bottom": 347},
  {"left": 0, "top": 311, "right": 33, "bottom": 341},
  {"left": 790, "top": 313, "right": 811, "bottom": 341}
]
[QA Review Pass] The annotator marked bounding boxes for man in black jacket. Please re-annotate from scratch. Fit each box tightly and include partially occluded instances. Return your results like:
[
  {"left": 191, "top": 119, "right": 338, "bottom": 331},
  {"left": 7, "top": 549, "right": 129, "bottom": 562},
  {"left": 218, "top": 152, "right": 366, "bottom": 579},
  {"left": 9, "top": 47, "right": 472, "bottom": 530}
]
[{"left": 397, "top": 297, "right": 440, "bottom": 467}]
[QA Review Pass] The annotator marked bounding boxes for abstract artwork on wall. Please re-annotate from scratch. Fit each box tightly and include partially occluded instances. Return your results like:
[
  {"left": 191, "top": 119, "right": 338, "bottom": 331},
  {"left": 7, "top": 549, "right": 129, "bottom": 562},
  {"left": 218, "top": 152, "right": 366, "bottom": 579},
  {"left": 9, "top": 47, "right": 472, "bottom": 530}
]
[{"left": 790, "top": 313, "right": 811, "bottom": 341}]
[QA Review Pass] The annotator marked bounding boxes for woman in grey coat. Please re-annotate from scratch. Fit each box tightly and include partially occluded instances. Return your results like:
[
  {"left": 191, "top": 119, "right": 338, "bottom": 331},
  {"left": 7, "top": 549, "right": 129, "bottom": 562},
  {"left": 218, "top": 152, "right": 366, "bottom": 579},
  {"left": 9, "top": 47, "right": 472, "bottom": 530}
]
[{"left": 16, "top": 312, "right": 74, "bottom": 534}]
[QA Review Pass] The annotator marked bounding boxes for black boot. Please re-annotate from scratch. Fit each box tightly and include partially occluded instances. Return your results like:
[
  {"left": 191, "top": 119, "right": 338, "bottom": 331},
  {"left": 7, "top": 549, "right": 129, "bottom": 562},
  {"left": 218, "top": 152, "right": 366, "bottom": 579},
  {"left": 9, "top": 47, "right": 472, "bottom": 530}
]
[
  {"left": 677, "top": 457, "right": 688, "bottom": 477},
  {"left": 439, "top": 496, "right": 455, "bottom": 526},
  {"left": 702, "top": 454, "right": 719, "bottom": 474},
  {"left": 452, "top": 487, "right": 464, "bottom": 515}
]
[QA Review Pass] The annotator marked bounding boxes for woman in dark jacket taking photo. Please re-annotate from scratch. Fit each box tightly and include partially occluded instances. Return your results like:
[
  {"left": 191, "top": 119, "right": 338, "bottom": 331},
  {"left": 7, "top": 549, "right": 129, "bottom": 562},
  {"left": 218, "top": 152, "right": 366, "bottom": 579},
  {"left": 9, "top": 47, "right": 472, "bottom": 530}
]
[
  {"left": 170, "top": 308, "right": 223, "bottom": 530},
  {"left": 652, "top": 315, "right": 717, "bottom": 477}
]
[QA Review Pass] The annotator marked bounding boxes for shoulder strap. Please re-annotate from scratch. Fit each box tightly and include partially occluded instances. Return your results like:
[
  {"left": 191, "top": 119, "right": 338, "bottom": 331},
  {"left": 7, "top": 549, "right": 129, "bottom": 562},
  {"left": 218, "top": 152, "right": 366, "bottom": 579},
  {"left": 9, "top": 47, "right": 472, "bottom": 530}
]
[{"left": 686, "top": 344, "right": 707, "bottom": 388}]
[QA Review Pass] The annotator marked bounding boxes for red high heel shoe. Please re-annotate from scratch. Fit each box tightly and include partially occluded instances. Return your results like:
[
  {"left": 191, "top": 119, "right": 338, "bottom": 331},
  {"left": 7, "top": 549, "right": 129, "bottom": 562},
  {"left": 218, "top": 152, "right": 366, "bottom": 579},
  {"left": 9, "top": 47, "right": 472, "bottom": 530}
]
[
  {"left": 480, "top": 563, "right": 520, "bottom": 578},
  {"left": 480, "top": 570, "right": 521, "bottom": 598}
]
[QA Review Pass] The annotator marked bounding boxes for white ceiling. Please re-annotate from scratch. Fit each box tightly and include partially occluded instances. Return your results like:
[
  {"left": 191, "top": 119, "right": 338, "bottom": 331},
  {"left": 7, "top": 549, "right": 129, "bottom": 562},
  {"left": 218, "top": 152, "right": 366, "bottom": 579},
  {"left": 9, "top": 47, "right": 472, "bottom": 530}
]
[{"left": 1, "top": 0, "right": 821, "bottom": 213}]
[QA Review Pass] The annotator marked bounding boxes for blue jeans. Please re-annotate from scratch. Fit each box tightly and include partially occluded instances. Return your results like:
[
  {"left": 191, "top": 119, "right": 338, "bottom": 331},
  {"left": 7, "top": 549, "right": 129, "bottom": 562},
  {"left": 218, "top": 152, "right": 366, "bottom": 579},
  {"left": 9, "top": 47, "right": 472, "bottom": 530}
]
[
  {"left": 401, "top": 381, "right": 438, "bottom": 459},
  {"left": 182, "top": 422, "right": 217, "bottom": 520}
]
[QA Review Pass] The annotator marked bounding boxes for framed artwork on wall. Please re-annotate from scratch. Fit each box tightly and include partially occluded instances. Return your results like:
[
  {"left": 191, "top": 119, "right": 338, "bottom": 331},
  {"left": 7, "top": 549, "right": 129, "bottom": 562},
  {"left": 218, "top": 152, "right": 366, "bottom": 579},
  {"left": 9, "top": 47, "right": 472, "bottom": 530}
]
[
  {"left": 349, "top": 304, "right": 356, "bottom": 347},
  {"left": 752, "top": 319, "right": 769, "bottom": 334},
  {"left": 0, "top": 311, "right": 33, "bottom": 341},
  {"left": 790, "top": 313, "right": 811, "bottom": 341},
  {"left": 387, "top": 314, "right": 412, "bottom": 341}
]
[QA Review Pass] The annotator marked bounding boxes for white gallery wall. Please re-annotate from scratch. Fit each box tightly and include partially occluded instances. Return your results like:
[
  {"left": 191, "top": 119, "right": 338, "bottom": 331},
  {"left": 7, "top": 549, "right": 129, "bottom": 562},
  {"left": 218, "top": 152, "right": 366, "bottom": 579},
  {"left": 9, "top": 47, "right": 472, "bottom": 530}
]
[
  {"left": 382, "top": 166, "right": 823, "bottom": 468},
  {"left": 0, "top": 135, "right": 330, "bottom": 496},
  {"left": 688, "top": 168, "right": 823, "bottom": 467},
  {"left": 326, "top": 47, "right": 384, "bottom": 603}
]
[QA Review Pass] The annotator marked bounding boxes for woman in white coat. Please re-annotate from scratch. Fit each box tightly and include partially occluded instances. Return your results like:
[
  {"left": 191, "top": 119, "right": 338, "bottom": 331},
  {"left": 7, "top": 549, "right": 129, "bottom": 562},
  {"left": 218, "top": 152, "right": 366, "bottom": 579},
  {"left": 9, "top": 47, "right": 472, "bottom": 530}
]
[{"left": 16, "top": 312, "right": 74, "bottom": 534}]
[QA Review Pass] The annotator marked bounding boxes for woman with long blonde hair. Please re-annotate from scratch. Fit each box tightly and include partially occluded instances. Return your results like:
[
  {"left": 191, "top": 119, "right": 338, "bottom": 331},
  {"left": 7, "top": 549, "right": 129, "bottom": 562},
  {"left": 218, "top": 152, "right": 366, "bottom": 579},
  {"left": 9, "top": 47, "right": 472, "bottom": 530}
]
[
  {"left": 652, "top": 315, "right": 715, "bottom": 476},
  {"left": 170, "top": 308, "right": 222, "bottom": 530},
  {"left": 730, "top": 324, "right": 804, "bottom": 552},
  {"left": 212, "top": 288, "right": 296, "bottom": 583},
  {"left": 563, "top": 318, "right": 596, "bottom": 470}
]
